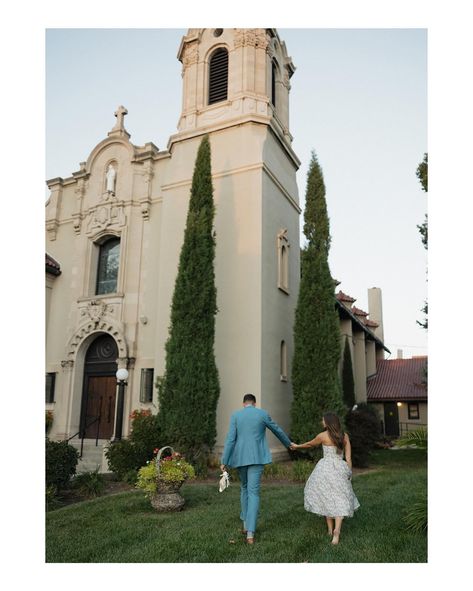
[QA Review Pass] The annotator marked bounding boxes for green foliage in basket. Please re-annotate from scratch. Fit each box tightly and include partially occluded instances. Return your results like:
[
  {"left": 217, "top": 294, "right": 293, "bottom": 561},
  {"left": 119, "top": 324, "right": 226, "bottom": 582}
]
[{"left": 136, "top": 450, "right": 195, "bottom": 496}]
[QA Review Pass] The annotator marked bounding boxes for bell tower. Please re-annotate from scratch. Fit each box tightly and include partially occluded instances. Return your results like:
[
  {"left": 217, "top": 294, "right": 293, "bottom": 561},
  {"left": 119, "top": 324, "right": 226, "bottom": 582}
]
[
  {"left": 173, "top": 28, "right": 296, "bottom": 151},
  {"left": 159, "top": 29, "right": 301, "bottom": 457}
]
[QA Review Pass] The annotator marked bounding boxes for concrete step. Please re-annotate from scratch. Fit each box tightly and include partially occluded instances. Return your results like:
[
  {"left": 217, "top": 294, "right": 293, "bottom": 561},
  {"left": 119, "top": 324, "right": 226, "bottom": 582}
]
[{"left": 70, "top": 439, "right": 112, "bottom": 474}]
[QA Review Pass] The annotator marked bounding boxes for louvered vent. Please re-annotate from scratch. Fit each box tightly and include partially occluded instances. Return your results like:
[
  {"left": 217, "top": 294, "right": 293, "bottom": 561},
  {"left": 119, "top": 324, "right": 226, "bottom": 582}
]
[{"left": 208, "top": 48, "right": 228, "bottom": 105}]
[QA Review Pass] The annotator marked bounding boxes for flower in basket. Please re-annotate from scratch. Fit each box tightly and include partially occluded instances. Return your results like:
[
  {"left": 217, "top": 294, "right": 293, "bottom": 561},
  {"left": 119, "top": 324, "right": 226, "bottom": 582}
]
[{"left": 136, "top": 450, "right": 195, "bottom": 497}]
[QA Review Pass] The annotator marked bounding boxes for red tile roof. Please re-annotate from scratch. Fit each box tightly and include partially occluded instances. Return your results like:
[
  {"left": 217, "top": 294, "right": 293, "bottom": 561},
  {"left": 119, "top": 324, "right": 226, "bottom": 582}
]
[
  {"left": 364, "top": 319, "right": 379, "bottom": 328},
  {"left": 336, "top": 290, "right": 356, "bottom": 303},
  {"left": 352, "top": 306, "right": 368, "bottom": 317},
  {"left": 367, "top": 357, "right": 427, "bottom": 401},
  {"left": 46, "top": 253, "right": 61, "bottom": 276}
]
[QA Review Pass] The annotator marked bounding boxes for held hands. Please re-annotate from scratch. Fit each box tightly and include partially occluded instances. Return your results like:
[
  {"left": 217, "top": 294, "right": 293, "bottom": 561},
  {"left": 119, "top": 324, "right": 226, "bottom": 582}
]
[
  {"left": 220, "top": 464, "right": 226, "bottom": 472},
  {"left": 289, "top": 442, "right": 299, "bottom": 450}
]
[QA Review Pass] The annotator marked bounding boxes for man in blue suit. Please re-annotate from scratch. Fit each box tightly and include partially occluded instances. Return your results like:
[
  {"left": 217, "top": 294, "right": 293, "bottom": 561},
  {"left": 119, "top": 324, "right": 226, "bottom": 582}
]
[{"left": 220, "top": 393, "right": 294, "bottom": 544}]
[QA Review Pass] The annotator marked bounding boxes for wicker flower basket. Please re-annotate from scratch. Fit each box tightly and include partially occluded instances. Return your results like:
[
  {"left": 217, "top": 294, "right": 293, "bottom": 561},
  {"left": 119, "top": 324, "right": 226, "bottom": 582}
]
[{"left": 150, "top": 446, "right": 185, "bottom": 512}]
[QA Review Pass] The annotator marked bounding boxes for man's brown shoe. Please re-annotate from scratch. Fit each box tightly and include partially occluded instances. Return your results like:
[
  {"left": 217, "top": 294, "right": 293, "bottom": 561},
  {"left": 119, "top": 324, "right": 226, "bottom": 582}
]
[{"left": 241, "top": 530, "right": 247, "bottom": 535}]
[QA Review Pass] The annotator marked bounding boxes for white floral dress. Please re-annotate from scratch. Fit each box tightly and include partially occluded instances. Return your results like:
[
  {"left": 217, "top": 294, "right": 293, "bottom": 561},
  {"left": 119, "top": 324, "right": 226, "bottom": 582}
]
[{"left": 304, "top": 444, "right": 360, "bottom": 518}]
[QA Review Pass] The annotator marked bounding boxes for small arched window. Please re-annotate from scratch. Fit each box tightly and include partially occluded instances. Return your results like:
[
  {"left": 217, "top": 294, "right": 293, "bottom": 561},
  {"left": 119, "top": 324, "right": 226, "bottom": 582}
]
[
  {"left": 277, "top": 229, "right": 290, "bottom": 294},
  {"left": 281, "top": 245, "right": 288, "bottom": 287},
  {"left": 280, "top": 340, "right": 287, "bottom": 381},
  {"left": 271, "top": 60, "right": 277, "bottom": 107},
  {"left": 208, "top": 48, "right": 229, "bottom": 105},
  {"left": 96, "top": 236, "right": 120, "bottom": 295}
]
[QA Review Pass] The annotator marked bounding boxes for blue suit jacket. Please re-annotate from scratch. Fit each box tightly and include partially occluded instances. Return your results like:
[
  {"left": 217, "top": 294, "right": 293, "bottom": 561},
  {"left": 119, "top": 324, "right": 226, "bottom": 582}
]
[{"left": 221, "top": 406, "right": 292, "bottom": 467}]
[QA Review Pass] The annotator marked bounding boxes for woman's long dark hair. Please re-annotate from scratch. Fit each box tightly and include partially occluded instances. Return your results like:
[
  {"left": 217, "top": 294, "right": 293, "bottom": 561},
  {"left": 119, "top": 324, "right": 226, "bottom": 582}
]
[{"left": 323, "top": 412, "right": 345, "bottom": 453}]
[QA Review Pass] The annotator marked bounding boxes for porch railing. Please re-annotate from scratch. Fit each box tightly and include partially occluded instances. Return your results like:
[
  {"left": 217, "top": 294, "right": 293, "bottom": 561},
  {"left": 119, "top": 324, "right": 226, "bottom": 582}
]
[
  {"left": 399, "top": 422, "right": 427, "bottom": 436},
  {"left": 66, "top": 414, "right": 101, "bottom": 458}
]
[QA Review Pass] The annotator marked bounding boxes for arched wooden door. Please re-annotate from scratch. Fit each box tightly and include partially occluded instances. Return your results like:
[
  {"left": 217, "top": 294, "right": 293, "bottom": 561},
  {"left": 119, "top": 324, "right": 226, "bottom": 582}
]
[{"left": 80, "top": 334, "right": 118, "bottom": 439}]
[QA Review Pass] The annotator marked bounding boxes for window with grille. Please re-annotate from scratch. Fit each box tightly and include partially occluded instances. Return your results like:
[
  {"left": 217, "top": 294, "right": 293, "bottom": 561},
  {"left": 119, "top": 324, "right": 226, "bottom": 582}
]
[
  {"left": 140, "top": 368, "right": 154, "bottom": 403},
  {"left": 46, "top": 373, "right": 56, "bottom": 403},
  {"left": 408, "top": 402, "right": 420, "bottom": 420},
  {"left": 96, "top": 236, "right": 120, "bottom": 295},
  {"left": 208, "top": 48, "right": 228, "bottom": 105}
]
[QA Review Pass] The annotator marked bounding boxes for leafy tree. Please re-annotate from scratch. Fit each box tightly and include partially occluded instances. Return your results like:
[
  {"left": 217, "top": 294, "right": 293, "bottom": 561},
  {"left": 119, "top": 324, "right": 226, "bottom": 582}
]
[
  {"left": 290, "top": 152, "right": 345, "bottom": 444},
  {"left": 416, "top": 153, "right": 428, "bottom": 329},
  {"left": 341, "top": 337, "right": 356, "bottom": 409},
  {"left": 345, "top": 403, "right": 381, "bottom": 468},
  {"left": 157, "top": 135, "right": 220, "bottom": 468}
]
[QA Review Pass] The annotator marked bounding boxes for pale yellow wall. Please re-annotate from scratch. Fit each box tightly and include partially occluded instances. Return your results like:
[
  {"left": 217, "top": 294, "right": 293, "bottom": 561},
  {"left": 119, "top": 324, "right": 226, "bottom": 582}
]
[
  {"left": 365, "top": 340, "right": 376, "bottom": 378},
  {"left": 368, "top": 401, "right": 427, "bottom": 435},
  {"left": 45, "top": 28, "right": 301, "bottom": 459},
  {"left": 397, "top": 401, "right": 428, "bottom": 426},
  {"left": 261, "top": 138, "right": 300, "bottom": 451},
  {"left": 353, "top": 330, "right": 367, "bottom": 403}
]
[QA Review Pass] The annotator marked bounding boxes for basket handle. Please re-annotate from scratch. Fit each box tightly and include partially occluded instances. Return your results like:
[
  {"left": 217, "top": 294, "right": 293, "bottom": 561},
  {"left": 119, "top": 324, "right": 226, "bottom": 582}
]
[{"left": 155, "top": 446, "right": 174, "bottom": 475}]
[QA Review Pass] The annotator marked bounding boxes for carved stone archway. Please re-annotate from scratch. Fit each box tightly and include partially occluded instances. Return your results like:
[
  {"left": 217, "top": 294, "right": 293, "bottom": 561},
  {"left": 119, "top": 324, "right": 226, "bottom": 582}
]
[{"left": 66, "top": 317, "right": 128, "bottom": 362}]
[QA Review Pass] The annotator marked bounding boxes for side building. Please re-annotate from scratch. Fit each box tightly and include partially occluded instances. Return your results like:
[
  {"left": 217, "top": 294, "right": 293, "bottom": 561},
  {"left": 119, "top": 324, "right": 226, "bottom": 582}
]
[
  {"left": 367, "top": 355, "right": 428, "bottom": 437},
  {"left": 336, "top": 286, "right": 390, "bottom": 404}
]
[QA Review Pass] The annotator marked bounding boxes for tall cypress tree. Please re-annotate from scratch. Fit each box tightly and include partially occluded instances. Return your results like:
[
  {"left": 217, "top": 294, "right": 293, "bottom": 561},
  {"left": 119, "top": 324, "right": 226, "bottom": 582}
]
[
  {"left": 342, "top": 337, "right": 356, "bottom": 409},
  {"left": 157, "top": 135, "right": 220, "bottom": 464},
  {"left": 290, "top": 152, "right": 345, "bottom": 444}
]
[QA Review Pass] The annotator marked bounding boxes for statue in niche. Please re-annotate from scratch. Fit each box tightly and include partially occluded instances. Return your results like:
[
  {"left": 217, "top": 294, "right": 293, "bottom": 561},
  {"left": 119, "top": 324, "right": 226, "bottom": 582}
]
[{"left": 106, "top": 163, "right": 117, "bottom": 194}]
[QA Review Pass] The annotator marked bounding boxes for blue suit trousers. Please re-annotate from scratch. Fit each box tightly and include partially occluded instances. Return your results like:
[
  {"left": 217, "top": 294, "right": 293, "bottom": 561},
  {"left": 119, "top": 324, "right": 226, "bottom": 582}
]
[{"left": 238, "top": 464, "right": 264, "bottom": 533}]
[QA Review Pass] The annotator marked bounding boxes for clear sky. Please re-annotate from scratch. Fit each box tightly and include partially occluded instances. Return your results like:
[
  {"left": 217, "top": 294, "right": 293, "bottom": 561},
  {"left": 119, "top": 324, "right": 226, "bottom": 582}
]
[{"left": 45, "top": 28, "right": 427, "bottom": 359}]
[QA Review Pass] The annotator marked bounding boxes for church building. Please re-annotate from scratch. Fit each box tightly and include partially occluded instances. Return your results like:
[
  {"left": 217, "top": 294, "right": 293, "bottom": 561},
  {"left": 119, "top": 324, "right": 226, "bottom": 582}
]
[{"left": 45, "top": 29, "right": 301, "bottom": 470}]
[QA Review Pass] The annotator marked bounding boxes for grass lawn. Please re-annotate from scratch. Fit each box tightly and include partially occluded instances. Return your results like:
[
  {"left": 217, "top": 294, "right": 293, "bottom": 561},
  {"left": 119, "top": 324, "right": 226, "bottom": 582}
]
[{"left": 46, "top": 448, "right": 427, "bottom": 563}]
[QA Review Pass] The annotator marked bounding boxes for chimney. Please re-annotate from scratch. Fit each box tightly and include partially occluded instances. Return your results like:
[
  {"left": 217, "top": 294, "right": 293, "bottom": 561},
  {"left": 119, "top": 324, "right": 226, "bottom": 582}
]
[
  {"left": 368, "top": 287, "right": 384, "bottom": 342},
  {"left": 397, "top": 349, "right": 403, "bottom": 359}
]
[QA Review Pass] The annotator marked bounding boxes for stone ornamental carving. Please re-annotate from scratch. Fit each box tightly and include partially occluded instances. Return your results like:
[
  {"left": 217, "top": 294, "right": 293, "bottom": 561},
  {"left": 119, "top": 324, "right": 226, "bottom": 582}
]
[
  {"left": 81, "top": 300, "right": 112, "bottom": 326},
  {"left": 46, "top": 220, "right": 58, "bottom": 241},
  {"left": 72, "top": 177, "right": 88, "bottom": 234},
  {"left": 182, "top": 42, "right": 199, "bottom": 67},
  {"left": 85, "top": 202, "right": 126, "bottom": 235},
  {"left": 277, "top": 228, "right": 290, "bottom": 245},
  {"left": 66, "top": 320, "right": 127, "bottom": 360},
  {"left": 61, "top": 360, "right": 74, "bottom": 369},
  {"left": 235, "top": 29, "right": 267, "bottom": 49},
  {"left": 255, "top": 30, "right": 269, "bottom": 50},
  {"left": 282, "top": 68, "right": 291, "bottom": 89}
]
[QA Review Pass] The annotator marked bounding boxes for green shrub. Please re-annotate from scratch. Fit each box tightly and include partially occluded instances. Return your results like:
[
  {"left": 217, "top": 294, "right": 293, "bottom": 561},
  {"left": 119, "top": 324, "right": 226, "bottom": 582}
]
[
  {"left": 345, "top": 403, "right": 381, "bottom": 468},
  {"left": 105, "top": 409, "right": 163, "bottom": 479},
  {"left": 292, "top": 460, "right": 315, "bottom": 482},
  {"left": 397, "top": 427, "right": 427, "bottom": 450},
  {"left": 105, "top": 439, "right": 141, "bottom": 480},
  {"left": 46, "top": 438, "right": 79, "bottom": 491},
  {"left": 71, "top": 469, "right": 106, "bottom": 497},
  {"left": 123, "top": 470, "right": 138, "bottom": 485},
  {"left": 403, "top": 492, "right": 427, "bottom": 533},
  {"left": 46, "top": 485, "right": 62, "bottom": 512}
]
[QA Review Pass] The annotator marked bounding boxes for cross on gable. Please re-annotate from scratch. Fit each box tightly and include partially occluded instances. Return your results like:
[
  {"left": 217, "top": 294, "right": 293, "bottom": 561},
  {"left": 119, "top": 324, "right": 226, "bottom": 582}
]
[{"left": 113, "top": 105, "right": 128, "bottom": 130}]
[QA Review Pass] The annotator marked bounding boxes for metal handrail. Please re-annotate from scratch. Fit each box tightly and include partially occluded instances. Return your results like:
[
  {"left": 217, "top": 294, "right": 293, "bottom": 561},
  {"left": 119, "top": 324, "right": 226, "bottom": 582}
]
[
  {"left": 399, "top": 421, "right": 427, "bottom": 436},
  {"left": 66, "top": 414, "right": 101, "bottom": 457}
]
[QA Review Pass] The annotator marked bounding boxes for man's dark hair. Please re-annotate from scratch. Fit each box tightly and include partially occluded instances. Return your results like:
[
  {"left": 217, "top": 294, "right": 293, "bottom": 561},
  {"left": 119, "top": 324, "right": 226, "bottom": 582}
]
[{"left": 243, "top": 393, "right": 256, "bottom": 404}]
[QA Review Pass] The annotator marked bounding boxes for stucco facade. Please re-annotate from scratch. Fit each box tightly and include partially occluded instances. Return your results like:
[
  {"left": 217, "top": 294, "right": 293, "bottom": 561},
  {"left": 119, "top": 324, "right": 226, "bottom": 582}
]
[
  {"left": 336, "top": 287, "right": 389, "bottom": 404},
  {"left": 45, "top": 29, "right": 300, "bottom": 468}
]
